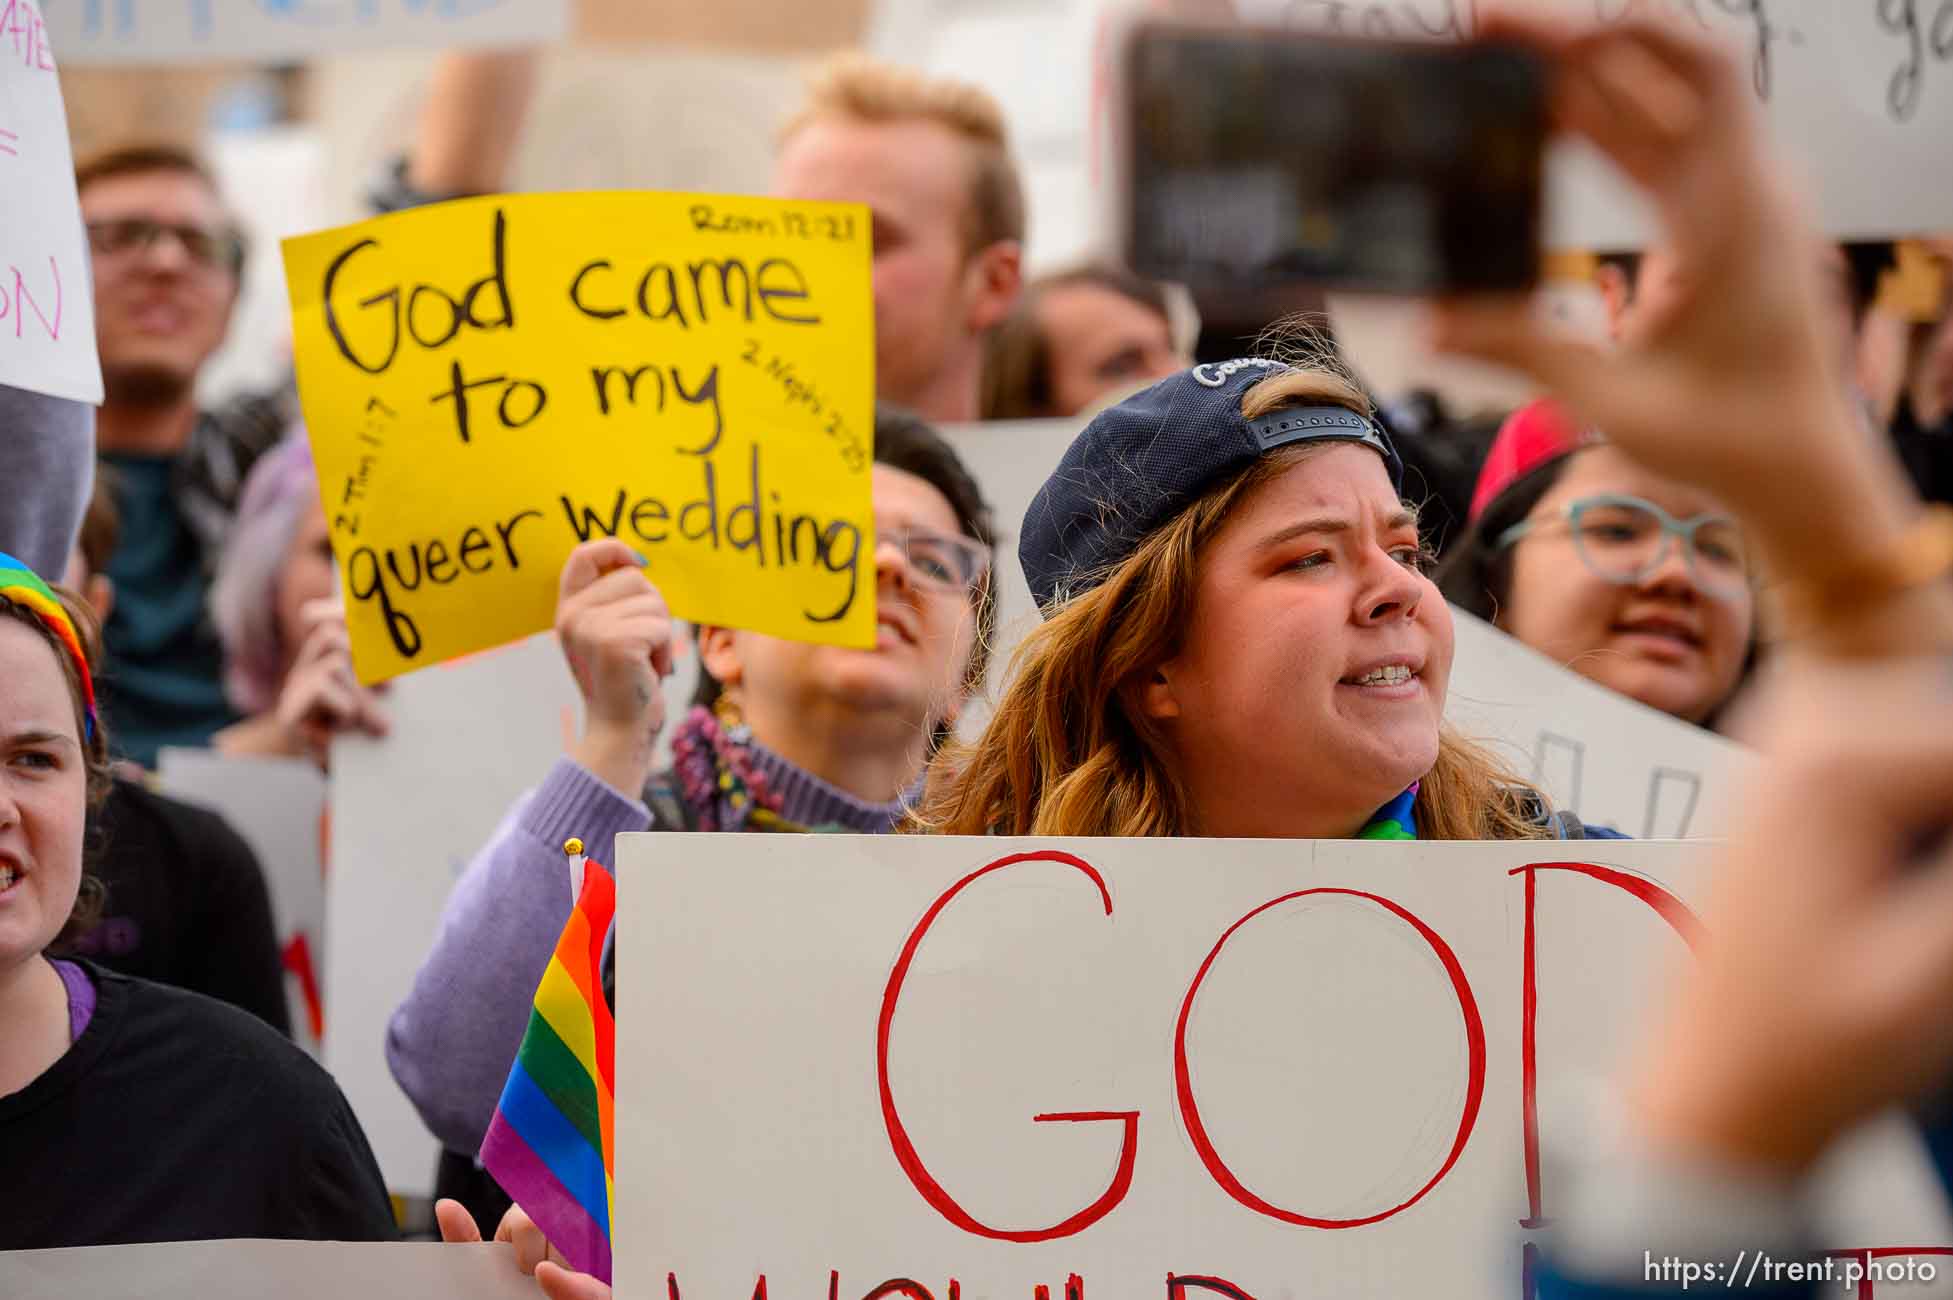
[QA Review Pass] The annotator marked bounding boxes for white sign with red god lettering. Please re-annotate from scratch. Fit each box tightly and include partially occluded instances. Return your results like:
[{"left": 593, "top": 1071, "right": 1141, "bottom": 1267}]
[
  {"left": 0, "top": 0, "right": 100, "bottom": 404},
  {"left": 617, "top": 835, "right": 1952, "bottom": 1299}
]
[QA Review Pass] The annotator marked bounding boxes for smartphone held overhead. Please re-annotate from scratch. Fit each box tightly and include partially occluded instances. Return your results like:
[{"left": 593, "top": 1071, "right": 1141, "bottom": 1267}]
[{"left": 1117, "top": 21, "right": 1547, "bottom": 308}]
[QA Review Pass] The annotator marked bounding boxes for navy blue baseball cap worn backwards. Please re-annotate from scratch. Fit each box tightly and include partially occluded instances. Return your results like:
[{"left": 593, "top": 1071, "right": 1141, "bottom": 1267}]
[{"left": 1020, "top": 358, "right": 1403, "bottom": 614}]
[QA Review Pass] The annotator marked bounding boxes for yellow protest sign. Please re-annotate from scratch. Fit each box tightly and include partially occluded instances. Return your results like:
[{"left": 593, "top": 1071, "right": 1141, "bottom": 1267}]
[{"left": 283, "top": 192, "right": 875, "bottom": 684}]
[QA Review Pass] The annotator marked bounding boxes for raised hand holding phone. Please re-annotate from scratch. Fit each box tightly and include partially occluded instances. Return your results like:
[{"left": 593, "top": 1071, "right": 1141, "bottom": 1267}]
[
  {"left": 1429, "top": 14, "right": 1850, "bottom": 502},
  {"left": 1428, "top": 11, "right": 1953, "bottom": 659},
  {"left": 1628, "top": 658, "right": 1953, "bottom": 1173}
]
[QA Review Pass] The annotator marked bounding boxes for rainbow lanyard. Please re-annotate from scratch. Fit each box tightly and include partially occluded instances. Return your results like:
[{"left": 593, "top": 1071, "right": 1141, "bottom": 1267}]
[{"left": 1356, "top": 783, "right": 1418, "bottom": 841}]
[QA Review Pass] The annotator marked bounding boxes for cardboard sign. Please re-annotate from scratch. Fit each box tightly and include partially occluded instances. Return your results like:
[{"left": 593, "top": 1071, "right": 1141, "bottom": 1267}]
[
  {"left": 155, "top": 749, "right": 329, "bottom": 1056},
  {"left": 3, "top": 1241, "right": 539, "bottom": 1300},
  {"left": 0, "top": 0, "right": 101, "bottom": 404},
  {"left": 616, "top": 833, "right": 1953, "bottom": 1298},
  {"left": 284, "top": 192, "right": 875, "bottom": 685},
  {"left": 40, "top": 0, "right": 568, "bottom": 64}
]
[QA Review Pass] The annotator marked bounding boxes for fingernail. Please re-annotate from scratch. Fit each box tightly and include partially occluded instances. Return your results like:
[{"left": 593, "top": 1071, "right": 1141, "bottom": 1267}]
[{"left": 633, "top": 551, "right": 649, "bottom": 566}]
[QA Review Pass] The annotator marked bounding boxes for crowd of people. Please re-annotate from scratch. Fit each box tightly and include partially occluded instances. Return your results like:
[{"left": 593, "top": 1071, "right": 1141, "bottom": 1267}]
[{"left": 6, "top": 10, "right": 1953, "bottom": 1300}]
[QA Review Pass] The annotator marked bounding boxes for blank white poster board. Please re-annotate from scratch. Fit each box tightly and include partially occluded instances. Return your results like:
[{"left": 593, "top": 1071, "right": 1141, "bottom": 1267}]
[
  {"left": 154, "top": 748, "right": 329, "bottom": 1056},
  {"left": 41, "top": 0, "right": 568, "bottom": 64},
  {"left": 0, "top": 0, "right": 101, "bottom": 403},
  {"left": 616, "top": 833, "right": 1953, "bottom": 1298},
  {"left": 1, "top": 1241, "right": 537, "bottom": 1300}
]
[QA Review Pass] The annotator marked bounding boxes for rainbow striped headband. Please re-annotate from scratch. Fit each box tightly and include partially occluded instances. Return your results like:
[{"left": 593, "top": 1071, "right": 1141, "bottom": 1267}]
[{"left": 0, "top": 553, "right": 98, "bottom": 742}]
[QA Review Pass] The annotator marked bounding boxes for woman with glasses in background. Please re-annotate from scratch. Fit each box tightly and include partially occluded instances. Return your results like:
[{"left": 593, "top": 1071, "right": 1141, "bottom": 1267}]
[
  {"left": 388, "top": 406, "right": 997, "bottom": 1231},
  {"left": 1437, "top": 402, "right": 1756, "bottom": 729}
]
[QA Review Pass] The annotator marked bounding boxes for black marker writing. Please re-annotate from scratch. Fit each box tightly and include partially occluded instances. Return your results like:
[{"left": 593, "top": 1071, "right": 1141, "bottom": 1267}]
[
  {"left": 1879, "top": 0, "right": 1953, "bottom": 121},
  {"left": 556, "top": 444, "right": 864, "bottom": 623},
  {"left": 588, "top": 361, "right": 724, "bottom": 455},
  {"left": 344, "top": 508, "right": 544, "bottom": 658},
  {"left": 430, "top": 359, "right": 548, "bottom": 444},
  {"left": 322, "top": 208, "right": 515, "bottom": 375},
  {"left": 1589, "top": 0, "right": 1782, "bottom": 99},
  {"left": 568, "top": 253, "right": 822, "bottom": 329}
]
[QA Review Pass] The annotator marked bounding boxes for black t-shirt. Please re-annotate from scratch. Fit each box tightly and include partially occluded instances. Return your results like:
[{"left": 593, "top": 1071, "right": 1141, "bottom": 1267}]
[
  {"left": 55, "top": 778, "right": 291, "bottom": 1036},
  {"left": 0, "top": 963, "right": 397, "bottom": 1248}
]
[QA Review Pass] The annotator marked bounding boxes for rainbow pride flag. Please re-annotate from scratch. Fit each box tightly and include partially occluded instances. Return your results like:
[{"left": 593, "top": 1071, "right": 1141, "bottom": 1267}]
[{"left": 479, "top": 848, "right": 616, "bottom": 1282}]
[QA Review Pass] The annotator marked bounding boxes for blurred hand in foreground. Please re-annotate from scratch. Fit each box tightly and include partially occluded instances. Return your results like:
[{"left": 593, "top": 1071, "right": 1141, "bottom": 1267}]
[{"left": 1628, "top": 659, "right": 1953, "bottom": 1173}]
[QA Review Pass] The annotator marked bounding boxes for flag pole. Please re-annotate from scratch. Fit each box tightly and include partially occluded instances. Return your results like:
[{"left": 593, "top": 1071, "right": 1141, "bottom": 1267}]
[{"left": 564, "top": 836, "right": 585, "bottom": 902}]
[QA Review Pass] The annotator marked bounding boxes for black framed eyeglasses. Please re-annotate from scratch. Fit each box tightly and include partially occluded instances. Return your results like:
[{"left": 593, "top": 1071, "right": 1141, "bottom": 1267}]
[
  {"left": 1496, "top": 493, "right": 1750, "bottom": 597},
  {"left": 880, "top": 524, "right": 990, "bottom": 596},
  {"left": 85, "top": 217, "right": 247, "bottom": 275}
]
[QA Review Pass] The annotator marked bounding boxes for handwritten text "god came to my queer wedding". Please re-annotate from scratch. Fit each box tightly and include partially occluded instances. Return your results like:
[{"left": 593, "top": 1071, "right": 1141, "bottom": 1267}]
[{"left": 284, "top": 193, "right": 877, "bottom": 683}]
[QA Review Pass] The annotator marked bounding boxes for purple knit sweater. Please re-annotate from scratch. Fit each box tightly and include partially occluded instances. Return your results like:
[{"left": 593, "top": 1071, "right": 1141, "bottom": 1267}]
[{"left": 385, "top": 749, "right": 915, "bottom": 1155}]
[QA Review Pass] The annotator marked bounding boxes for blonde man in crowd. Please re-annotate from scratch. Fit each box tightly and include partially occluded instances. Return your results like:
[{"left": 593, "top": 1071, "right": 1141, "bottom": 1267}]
[{"left": 773, "top": 54, "right": 1027, "bottom": 423}]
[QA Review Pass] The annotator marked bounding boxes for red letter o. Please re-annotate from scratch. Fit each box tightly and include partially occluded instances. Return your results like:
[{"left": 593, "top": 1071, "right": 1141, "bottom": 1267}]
[{"left": 1173, "top": 887, "right": 1486, "bottom": 1228}]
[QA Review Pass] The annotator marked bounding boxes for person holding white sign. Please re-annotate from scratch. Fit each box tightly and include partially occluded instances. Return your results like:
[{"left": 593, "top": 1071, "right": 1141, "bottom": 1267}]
[
  {"left": 0, "top": 562, "right": 396, "bottom": 1250},
  {"left": 919, "top": 348, "right": 1620, "bottom": 841}
]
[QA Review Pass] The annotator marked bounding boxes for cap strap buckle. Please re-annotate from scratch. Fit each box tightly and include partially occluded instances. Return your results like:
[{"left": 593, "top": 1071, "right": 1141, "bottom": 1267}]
[{"left": 1247, "top": 405, "right": 1390, "bottom": 457}]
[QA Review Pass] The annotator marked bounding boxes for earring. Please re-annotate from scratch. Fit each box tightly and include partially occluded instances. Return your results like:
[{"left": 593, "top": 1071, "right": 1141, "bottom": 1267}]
[{"left": 712, "top": 688, "right": 752, "bottom": 745}]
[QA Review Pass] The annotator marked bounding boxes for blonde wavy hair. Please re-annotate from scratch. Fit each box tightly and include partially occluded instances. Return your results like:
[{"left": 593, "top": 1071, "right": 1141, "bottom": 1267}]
[{"left": 914, "top": 363, "right": 1553, "bottom": 840}]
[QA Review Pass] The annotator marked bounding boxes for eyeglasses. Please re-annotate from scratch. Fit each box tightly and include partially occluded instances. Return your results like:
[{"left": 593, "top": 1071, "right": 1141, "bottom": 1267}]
[
  {"left": 85, "top": 217, "right": 246, "bottom": 274},
  {"left": 1496, "top": 493, "right": 1750, "bottom": 596},
  {"left": 879, "top": 524, "right": 990, "bottom": 596}
]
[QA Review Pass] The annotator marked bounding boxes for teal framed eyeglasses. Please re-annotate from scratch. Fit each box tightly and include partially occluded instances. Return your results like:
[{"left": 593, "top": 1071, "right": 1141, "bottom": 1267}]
[{"left": 1496, "top": 493, "right": 1750, "bottom": 597}]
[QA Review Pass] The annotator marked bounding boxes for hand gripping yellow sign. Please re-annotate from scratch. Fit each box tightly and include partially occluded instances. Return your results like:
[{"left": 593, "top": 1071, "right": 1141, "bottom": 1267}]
[{"left": 283, "top": 193, "right": 875, "bottom": 684}]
